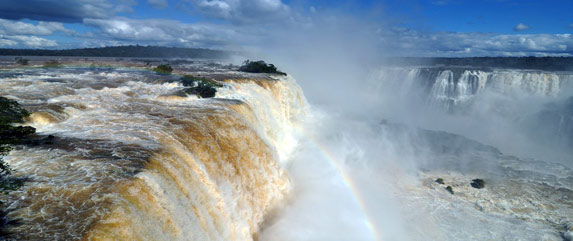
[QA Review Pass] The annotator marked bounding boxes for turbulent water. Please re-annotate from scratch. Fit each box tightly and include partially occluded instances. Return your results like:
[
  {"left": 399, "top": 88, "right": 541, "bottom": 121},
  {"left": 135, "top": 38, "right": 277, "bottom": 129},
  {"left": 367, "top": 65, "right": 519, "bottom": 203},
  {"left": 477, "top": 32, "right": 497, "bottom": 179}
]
[
  {"left": 369, "top": 66, "right": 573, "bottom": 240},
  {"left": 0, "top": 62, "right": 306, "bottom": 240},
  {"left": 1, "top": 61, "right": 572, "bottom": 241},
  {"left": 259, "top": 65, "right": 573, "bottom": 241}
]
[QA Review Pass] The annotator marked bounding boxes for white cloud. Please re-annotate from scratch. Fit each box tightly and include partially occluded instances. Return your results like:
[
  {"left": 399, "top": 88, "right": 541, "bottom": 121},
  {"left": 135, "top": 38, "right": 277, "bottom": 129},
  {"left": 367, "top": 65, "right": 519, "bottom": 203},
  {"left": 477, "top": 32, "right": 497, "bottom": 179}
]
[
  {"left": 0, "top": 38, "right": 17, "bottom": 46},
  {"left": 0, "top": 35, "right": 58, "bottom": 47},
  {"left": 147, "top": 0, "right": 168, "bottom": 8},
  {"left": 83, "top": 17, "right": 241, "bottom": 48},
  {"left": 382, "top": 29, "right": 573, "bottom": 56},
  {"left": 182, "top": 0, "right": 290, "bottom": 23},
  {"left": 0, "top": 19, "right": 72, "bottom": 35},
  {"left": 514, "top": 23, "right": 530, "bottom": 31}
]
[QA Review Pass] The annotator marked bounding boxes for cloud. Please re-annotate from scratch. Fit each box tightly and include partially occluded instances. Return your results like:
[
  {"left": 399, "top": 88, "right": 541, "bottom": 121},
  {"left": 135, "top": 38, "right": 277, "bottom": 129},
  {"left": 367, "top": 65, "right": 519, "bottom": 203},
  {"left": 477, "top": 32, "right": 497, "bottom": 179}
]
[
  {"left": 382, "top": 29, "right": 573, "bottom": 56},
  {"left": 0, "top": 19, "right": 72, "bottom": 35},
  {"left": 0, "top": 35, "right": 58, "bottom": 48},
  {"left": 569, "top": 23, "right": 573, "bottom": 29},
  {"left": 147, "top": 0, "right": 168, "bottom": 9},
  {"left": 513, "top": 23, "right": 530, "bottom": 31},
  {"left": 0, "top": 19, "right": 76, "bottom": 48},
  {"left": 0, "top": 0, "right": 136, "bottom": 23},
  {"left": 83, "top": 17, "right": 241, "bottom": 48},
  {"left": 182, "top": 0, "right": 290, "bottom": 23}
]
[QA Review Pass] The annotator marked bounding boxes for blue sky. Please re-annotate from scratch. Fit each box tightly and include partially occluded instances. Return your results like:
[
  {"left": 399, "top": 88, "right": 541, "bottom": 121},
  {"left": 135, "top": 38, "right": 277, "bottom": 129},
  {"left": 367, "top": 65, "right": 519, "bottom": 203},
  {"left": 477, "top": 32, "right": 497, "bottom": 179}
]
[{"left": 0, "top": 0, "right": 572, "bottom": 56}]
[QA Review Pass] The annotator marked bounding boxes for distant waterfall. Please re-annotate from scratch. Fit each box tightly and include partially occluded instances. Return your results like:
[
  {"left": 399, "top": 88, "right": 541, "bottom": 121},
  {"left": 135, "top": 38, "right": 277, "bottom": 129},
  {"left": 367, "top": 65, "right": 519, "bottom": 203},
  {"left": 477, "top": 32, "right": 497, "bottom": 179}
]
[{"left": 375, "top": 67, "right": 573, "bottom": 112}]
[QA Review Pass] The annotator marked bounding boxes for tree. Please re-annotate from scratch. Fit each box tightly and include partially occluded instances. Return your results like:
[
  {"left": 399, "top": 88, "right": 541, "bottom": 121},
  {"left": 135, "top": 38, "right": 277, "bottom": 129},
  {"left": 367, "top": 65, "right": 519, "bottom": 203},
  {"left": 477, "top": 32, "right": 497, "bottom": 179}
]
[
  {"left": 0, "top": 97, "right": 34, "bottom": 193},
  {"left": 238, "top": 60, "right": 286, "bottom": 75}
]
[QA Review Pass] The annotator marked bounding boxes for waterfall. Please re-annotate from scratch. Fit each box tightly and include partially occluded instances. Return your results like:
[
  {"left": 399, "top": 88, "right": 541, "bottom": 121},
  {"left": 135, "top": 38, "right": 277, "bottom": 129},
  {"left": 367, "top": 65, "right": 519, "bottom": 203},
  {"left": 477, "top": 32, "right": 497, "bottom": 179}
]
[
  {"left": 0, "top": 67, "right": 307, "bottom": 241},
  {"left": 376, "top": 67, "right": 573, "bottom": 113}
]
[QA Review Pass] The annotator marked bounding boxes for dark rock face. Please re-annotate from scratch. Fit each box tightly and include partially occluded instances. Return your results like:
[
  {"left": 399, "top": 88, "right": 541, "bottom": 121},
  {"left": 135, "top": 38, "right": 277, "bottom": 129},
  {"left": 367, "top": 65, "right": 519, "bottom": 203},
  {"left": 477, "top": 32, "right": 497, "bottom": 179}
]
[
  {"left": 471, "top": 179, "right": 485, "bottom": 189},
  {"left": 435, "top": 178, "right": 445, "bottom": 184}
]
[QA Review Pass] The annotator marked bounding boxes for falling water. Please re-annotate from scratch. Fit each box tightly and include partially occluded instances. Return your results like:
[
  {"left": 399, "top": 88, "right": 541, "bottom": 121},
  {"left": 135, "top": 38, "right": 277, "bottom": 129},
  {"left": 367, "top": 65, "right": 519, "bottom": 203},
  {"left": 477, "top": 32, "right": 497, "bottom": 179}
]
[{"left": 0, "top": 62, "right": 307, "bottom": 240}]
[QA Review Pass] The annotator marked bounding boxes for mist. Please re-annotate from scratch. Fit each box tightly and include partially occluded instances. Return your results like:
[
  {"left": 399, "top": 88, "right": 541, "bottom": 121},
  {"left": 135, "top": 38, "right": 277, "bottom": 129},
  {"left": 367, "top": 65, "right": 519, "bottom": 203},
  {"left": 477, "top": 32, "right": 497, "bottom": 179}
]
[
  {"left": 245, "top": 10, "right": 434, "bottom": 241},
  {"left": 239, "top": 6, "right": 573, "bottom": 241}
]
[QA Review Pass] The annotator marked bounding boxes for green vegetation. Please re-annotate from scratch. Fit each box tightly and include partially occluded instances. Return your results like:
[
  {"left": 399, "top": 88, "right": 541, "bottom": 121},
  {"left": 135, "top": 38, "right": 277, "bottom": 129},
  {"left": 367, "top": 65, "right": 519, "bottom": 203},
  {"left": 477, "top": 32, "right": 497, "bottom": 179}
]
[
  {"left": 470, "top": 179, "right": 485, "bottom": 189},
  {"left": 42, "top": 60, "right": 62, "bottom": 68},
  {"left": 0, "top": 45, "right": 229, "bottom": 59},
  {"left": 14, "top": 57, "right": 29, "bottom": 65},
  {"left": 435, "top": 178, "right": 444, "bottom": 184},
  {"left": 0, "top": 97, "right": 34, "bottom": 193},
  {"left": 184, "top": 83, "right": 217, "bottom": 98},
  {"left": 180, "top": 75, "right": 223, "bottom": 87},
  {"left": 0, "top": 145, "right": 24, "bottom": 193},
  {"left": 445, "top": 186, "right": 454, "bottom": 194},
  {"left": 180, "top": 75, "right": 223, "bottom": 98},
  {"left": 238, "top": 60, "right": 286, "bottom": 75},
  {"left": 0, "top": 97, "right": 30, "bottom": 125},
  {"left": 153, "top": 64, "right": 173, "bottom": 75}
]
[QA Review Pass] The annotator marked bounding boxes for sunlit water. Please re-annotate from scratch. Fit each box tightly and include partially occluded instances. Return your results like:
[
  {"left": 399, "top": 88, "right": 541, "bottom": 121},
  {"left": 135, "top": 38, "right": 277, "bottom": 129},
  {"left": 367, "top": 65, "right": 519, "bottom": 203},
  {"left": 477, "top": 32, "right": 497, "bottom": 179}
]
[
  {"left": 0, "top": 62, "right": 572, "bottom": 241},
  {"left": 0, "top": 64, "right": 306, "bottom": 240}
]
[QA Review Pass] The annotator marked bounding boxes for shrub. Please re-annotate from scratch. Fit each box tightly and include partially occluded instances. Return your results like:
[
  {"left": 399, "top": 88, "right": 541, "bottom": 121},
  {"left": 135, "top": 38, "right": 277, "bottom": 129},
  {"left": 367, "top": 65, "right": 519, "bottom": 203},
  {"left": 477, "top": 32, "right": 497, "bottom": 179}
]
[
  {"left": 179, "top": 75, "right": 222, "bottom": 98},
  {"left": 0, "top": 126, "right": 36, "bottom": 143},
  {"left": 153, "top": 64, "right": 173, "bottom": 74},
  {"left": 43, "top": 60, "right": 62, "bottom": 68},
  {"left": 0, "top": 97, "right": 33, "bottom": 193},
  {"left": 445, "top": 186, "right": 454, "bottom": 194},
  {"left": 184, "top": 83, "right": 217, "bottom": 98},
  {"left": 238, "top": 60, "right": 286, "bottom": 75},
  {"left": 0, "top": 146, "right": 13, "bottom": 177},
  {"left": 0, "top": 97, "right": 30, "bottom": 125},
  {"left": 180, "top": 75, "right": 223, "bottom": 87},
  {"left": 0, "top": 144, "right": 24, "bottom": 193},
  {"left": 14, "top": 57, "right": 29, "bottom": 65}
]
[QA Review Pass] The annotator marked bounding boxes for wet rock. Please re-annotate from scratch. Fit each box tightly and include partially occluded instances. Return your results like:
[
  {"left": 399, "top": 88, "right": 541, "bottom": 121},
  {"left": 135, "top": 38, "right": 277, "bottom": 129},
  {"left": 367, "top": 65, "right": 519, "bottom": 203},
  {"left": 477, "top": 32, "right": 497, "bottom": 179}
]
[
  {"left": 21, "top": 135, "right": 56, "bottom": 146},
  {"left": 435, "top": 178, "right": 445, "bottom": 184},
  {"left": 446, "top": 186, "right": 454, "bottom": 194},
  {"left": 471, "top": 179, "right": 485, "bottom": 189},
  {"left": 42, "top": 135, "right": 55, "bottom": 145}
]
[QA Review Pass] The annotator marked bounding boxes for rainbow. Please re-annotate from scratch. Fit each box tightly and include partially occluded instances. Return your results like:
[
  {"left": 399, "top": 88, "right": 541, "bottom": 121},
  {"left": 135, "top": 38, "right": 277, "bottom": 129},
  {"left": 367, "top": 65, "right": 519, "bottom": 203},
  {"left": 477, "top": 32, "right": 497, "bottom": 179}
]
[{"left": 301, "top": 132, "right": 383, "bottom": 241}]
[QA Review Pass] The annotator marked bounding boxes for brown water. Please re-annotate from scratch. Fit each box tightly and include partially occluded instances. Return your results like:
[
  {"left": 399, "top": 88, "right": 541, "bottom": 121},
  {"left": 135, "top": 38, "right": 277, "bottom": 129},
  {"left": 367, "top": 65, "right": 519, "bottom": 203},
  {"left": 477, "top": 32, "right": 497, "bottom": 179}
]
[{"left": 0, "top": 64, "right": 306, "bottom": 240}]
